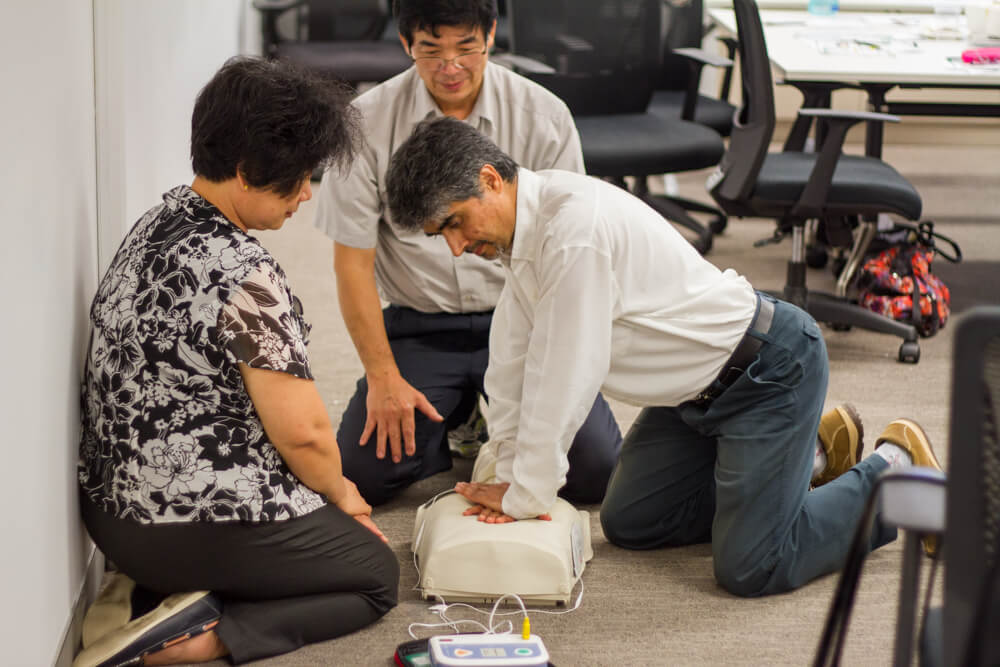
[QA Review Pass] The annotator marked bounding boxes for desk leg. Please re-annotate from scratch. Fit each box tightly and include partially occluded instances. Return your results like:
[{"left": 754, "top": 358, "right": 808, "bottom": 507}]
[{"left": 862, "top": 84, "right": 895, "bottom": 159}]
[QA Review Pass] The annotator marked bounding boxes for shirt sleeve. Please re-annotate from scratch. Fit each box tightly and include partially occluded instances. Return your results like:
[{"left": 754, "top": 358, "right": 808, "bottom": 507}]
[
  {"left": 313, "top": 119, "right": 382, "bottom": 249},
  {"left": 218, "top": 262, "right": 313, "bottom": 380},
  {"left": 488, "top": 244, "right": 617, "bottom": 519}
]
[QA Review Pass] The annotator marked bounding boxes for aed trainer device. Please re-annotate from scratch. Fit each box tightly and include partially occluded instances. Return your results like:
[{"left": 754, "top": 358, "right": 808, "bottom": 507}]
[{"left": 428, "top": 634, "right": 549, "bottom": 666}]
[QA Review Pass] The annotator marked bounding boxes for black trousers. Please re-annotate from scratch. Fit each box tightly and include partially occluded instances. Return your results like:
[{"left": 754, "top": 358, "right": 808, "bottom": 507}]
[
  {"left": 81, "top": 496, "right": 399, "bottom": 664},
  {"left": 337, "top": 305, "right": 624, "bottom": 505}
]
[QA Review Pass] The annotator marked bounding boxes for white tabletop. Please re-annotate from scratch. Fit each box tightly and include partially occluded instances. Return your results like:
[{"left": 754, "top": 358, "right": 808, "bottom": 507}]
[
  {"left": 706, "top": 0, "right": 957, "bottom": 12},
  {"left": 708, "top": 8, "right": 1000, "bottom": 86}
]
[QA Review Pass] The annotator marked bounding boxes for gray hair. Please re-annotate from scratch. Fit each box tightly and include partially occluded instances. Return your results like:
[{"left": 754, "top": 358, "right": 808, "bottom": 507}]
[{"left": 386, "top": 117, "right": 518, "bottom": 230}]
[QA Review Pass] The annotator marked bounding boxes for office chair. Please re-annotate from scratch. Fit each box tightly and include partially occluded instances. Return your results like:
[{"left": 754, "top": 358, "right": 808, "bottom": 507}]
[
  {"left": 505, "top": 0, "right": 726, "bottom": 255},
  {"left": 707, "top": 0, "right": 923, "bottom": 363},
  {"left": 650, "top": 0, "right": 736, "bottom": 136},
  {"left": 814, "top": 306, "right": 1000, "bottom": 667},
  {"left": 644, "top": 0, "right": 738, "bottom": 237},
  {"left": 253, "top": 0, "right": 411, "bottom": 90}
]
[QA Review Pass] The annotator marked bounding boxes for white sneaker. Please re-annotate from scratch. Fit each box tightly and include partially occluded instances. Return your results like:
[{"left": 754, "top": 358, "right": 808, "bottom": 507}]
[{"left": 447, "top": 401, "right": 489, "bottom": 459}]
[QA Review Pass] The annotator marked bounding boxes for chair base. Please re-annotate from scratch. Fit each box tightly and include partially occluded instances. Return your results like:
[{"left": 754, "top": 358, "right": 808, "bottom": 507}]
[
  {"left": 773, "top": 274, "right": 921, "bottom": 364},
  {"left": 633, "top": 179, "right": 724, "bottom": 255}
]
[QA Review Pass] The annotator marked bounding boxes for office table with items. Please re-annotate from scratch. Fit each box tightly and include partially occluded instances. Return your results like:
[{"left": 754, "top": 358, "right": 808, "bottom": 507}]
[{"left": 709, "top": 8, "right": 1000, "bottom": 154}]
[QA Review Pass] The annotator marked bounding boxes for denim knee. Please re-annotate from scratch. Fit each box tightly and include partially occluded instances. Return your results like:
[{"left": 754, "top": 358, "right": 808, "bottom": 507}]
[{"left": 712, "top": 542, "right": 772, "bottom": 598}]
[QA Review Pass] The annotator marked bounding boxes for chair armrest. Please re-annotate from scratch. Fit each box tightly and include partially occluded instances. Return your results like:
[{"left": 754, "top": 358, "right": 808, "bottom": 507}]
[
  {"left": 788, "top": 108, "right": 903, "bottom": 219},
  {"left": 672, "top": 47, "right": 733, "bottom": 69},
  {"left": 797, "top": 108, "right": 901, "bottom": 125},
  {"left": 670, "top": 48, "right": 734, "bottom": 122},
  {"left": 879, "top": 468, "right": 947, "bottom": 533},
  {"left": 491, "top": 53, "right": 556, "bottom": 74},
  {"left": 252, "top": 0, "right": 301, "bottom": 10}
]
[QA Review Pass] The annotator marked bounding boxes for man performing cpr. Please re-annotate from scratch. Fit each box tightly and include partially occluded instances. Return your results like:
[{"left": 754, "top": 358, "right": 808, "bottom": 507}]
[{"left": 384, "top": 117, "right": 942, "bottom": 598}]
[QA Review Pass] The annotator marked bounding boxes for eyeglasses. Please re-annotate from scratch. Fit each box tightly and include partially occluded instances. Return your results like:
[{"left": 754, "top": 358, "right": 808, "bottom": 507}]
[{"left": 410, "top": 45, "right": 488, "bottom": 71}]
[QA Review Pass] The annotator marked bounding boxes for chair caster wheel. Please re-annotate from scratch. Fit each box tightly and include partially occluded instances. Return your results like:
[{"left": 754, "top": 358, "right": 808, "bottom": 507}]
[
  {"left": 709, "top": 216, "right": 728, "bottom": 234},
  {"left": 898, "top": 341, "right": 920, "bottom": 364},
  {"left": 806, "top": 244, "right": 828, "bottom": 269},
  {"left": 830, "top": 322, "right": 852, "bottom": 332}
]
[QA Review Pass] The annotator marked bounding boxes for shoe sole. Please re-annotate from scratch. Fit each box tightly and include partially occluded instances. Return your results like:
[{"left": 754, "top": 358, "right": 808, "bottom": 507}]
[
  {"left": 876, "top": 418, "right": 942, "bottom": 471},
  {"left": 73, "top": 592, "right": 219, "bottom": 667}
]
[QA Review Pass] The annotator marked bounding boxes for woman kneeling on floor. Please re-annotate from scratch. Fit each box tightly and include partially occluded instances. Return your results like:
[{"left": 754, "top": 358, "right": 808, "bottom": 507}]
[{"left": 75, "top": 56, "right": 399, "bottom": 666}]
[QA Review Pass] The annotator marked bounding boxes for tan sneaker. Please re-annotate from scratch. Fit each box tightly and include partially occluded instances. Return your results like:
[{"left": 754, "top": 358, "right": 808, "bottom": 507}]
[
  {"left": 875, "top": 418, "right": 943, "bottom": 557},
  {"left": 814, "top": 404, "right": 864, "bottom": 487}
]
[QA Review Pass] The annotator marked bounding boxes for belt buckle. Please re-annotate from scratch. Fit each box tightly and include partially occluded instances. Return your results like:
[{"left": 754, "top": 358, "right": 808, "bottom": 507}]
[{"left": 693, "top": 387, "right": 717, "bottom": 406}]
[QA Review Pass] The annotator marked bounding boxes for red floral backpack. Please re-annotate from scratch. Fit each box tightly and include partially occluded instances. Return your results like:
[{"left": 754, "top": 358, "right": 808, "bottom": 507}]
[{"left": 856, "top": 222, "right": 962, "bottom": 338}]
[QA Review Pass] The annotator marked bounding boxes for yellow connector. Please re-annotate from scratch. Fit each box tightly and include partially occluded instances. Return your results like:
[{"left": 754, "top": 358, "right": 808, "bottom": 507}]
[{"left": 521, "top": 615, "right": 530, "bottom": 640}]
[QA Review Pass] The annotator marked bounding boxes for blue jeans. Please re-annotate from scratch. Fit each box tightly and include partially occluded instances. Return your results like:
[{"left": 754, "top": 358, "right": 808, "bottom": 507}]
[
  {"left": 599, "top": 295, "right": 895, "bottom": 597},
  {"left": 339, "top": 306, "right": 623, "bottom": 505}
]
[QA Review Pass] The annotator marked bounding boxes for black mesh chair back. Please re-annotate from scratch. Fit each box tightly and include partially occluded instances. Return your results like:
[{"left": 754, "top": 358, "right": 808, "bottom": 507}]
[
  {"left": 944, "top": 306, "right": 1000, "bottom": 664},
  {"left": 710, "top": 0, "right": 774, "bottom": 210},
  {"left": 255, "top": 0, "right": 412, "bottom": 90},
  {"left": 508, "top": 0, "right": 661, "bottom": 85},
  {"left": 304, "top": 0, "right": 390, "bottom": 41}
]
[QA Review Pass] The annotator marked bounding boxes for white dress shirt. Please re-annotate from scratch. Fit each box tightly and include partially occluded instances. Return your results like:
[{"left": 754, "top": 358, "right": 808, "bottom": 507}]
[
  {"left": 313, "top": 63, "right": 584, "bottom": 314},
  {"left": 489, "top": 169, "right": 758, "bottom": 519}
]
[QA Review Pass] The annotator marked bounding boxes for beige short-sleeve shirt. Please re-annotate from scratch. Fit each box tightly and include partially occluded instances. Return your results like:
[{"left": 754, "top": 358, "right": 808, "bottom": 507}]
[{"left": 313, "top": 62, "right": 584, "bottom": 314}]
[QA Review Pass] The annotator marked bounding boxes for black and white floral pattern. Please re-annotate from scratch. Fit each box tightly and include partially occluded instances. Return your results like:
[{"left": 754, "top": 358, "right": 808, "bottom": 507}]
[{"left": 79, "top": 185, "right": 325, "bottom": 523}]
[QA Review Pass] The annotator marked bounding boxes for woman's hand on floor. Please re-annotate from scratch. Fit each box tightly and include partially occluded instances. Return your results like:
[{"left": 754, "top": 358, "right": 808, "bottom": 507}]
[{"left": 336, "top": 478, "right": 389, "bottom": 543}]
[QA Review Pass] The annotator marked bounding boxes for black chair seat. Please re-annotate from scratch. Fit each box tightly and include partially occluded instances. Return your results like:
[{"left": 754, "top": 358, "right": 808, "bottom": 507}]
[
  {"left": 752, "top": 152, "right": 922, "bottom": 220},
  {"left": 574, "top": 113, "right": 724, "bottom": 178},
  {"left": 648, "top": 90, "right": 735, "bottom": 136},
  {"left": 276, "top": 41, "right": 411, "bottom": 84}
]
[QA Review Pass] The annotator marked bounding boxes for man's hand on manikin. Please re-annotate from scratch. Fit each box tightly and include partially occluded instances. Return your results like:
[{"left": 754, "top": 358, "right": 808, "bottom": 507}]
[{"left": 454, "top": 481, "right": 552, "bottom": 524}]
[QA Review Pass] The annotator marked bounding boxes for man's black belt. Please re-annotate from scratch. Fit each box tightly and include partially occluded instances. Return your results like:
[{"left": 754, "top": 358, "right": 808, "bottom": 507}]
[{"left": 690, "top": 294, "right": 775, "bottom": 407}]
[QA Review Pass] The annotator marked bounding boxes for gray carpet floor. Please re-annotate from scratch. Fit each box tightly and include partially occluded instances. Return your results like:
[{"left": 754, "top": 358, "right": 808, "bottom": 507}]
[{"left": 190, "top": 143, "right": 999, "bottom": 666}]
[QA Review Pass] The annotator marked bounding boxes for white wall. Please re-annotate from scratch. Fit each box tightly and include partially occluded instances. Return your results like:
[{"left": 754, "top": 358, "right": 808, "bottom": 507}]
[
  {"left": 0, "top": 2, "right": 250, "bottom": 664},
  {"left": 0, "top": 1, "right": 99, "bottom": 664},
  {"left": 96, "top": 0, "right": 252, "bottom": 271}
]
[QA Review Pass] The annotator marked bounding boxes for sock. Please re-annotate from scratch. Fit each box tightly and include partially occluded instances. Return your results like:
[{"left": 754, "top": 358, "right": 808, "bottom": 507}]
[
  {"left": 812, "top": 439, "right": 828, "bottom": 481},
  {"left": 876, "top": 443, "right": 913, "bottom": 470}
]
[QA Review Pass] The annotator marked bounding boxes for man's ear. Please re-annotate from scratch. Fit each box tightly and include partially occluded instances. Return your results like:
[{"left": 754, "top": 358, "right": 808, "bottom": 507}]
[
  {"left": 398, "top": 32, "right": 410, "bottom": 54},
  {"left": 487, "top": 19, "right": 497, "bottom": 49},
  {"left": 479, "top": 164, "right": 502, "bottom": 193}
]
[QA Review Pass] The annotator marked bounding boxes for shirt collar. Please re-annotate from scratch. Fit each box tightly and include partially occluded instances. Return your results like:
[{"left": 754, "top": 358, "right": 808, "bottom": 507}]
[
  {"left": 407, "top": 62, "right": 499, "bottom": 135},
  {"left": 508, "top": 167, "right": 541, "bottom": 264}
]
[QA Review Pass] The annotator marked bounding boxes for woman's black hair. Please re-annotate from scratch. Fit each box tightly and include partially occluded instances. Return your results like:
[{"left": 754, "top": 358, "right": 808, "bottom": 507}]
[
  {"left": 191, "top": 56, "right": 359, "bottom": 197},
  {"left": 393, "top": 0, "right": 497, "bottom": 47}
]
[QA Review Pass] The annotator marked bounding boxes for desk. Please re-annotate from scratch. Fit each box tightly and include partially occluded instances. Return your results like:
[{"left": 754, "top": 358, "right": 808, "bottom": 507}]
[
  {"left": 707, "top": 0, "right": 957, "bottom": 12},
  {"left": 705, "top": 0, "right": 948, "bottom": 14},
  {"left": 709, "top": 8, "right": 1000, "bottom": 154}
]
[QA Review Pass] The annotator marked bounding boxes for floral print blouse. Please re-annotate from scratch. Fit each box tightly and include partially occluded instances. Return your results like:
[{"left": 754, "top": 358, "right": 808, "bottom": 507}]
[{"left": 78, "top": 185, "right": 327, "bottom": 524}]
